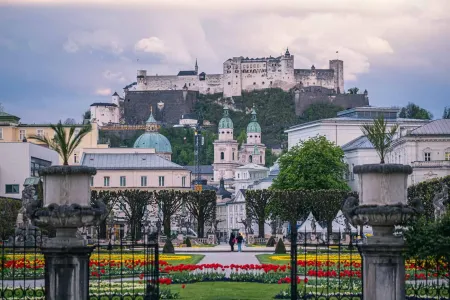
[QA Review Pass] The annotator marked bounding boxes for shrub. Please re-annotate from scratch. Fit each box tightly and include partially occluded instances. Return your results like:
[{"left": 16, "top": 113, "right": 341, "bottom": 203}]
[
  {"left": 274, "top": 238, "right": 286, "bottom": 254},
  {"left": 185, "top": 237, "right": 192, "bottom": 247},
  {"left": 163, "top": 239, "right": 175, "bottom": 254},
  {"left": 266, "top": 236, "right": 276, "bottom": 247},
  {"left": 407, "top": 175, "right": 450, "bottom": 219}
]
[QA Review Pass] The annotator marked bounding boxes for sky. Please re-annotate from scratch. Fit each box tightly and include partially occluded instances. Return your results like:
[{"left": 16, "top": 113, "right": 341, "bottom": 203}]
[{"left": 0, "top": 0, "right": 449, "bottom": 123}]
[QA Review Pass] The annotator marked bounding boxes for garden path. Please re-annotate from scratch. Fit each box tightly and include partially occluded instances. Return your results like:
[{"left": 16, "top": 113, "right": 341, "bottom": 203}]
[{"left": 198, "top": 252, "right": 264, "bottom": 277}]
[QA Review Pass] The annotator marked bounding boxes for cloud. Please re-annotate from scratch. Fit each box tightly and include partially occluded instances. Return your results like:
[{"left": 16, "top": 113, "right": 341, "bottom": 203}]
[
  {"left": 95, "top": 88, "right": 112, "bottom": 96},
  {"left": 102, "top": 70, "right": 126, "bottom": 82},
  {"left": 63, "top": 30, "right": 123, "bottom": 54},
  {"left": 135, "top": 37, "right": 166, "bottom": 54}
]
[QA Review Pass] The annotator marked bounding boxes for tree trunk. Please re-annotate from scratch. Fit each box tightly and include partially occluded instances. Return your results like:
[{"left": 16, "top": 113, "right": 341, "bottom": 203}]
[
  {"left": 197, "top": 216, "right": 204, "bottom": 238},
  {"left": 258, "top": 219, "right": 265, "bottom": 238},
  {"left": 163, "top": 217, "right": 171, "bottom": 237}
]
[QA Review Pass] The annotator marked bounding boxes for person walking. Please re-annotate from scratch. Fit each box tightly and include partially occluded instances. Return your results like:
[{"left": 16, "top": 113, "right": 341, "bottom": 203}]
[
  {"left": 236, "top": 232, "right": 244, "bottom": 252},
  {"left": 229, "top": 232, "right": 236, "bottom": 252}
]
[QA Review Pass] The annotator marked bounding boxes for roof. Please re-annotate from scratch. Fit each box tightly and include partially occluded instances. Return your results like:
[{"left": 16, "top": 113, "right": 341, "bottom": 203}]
[
  {"left": 0, "top": 111, "right": 20, "bottom": 123},
  {"left": 90, "top": 103, "right": 118, "bottom": 107},
  {"left": 219, "top": 106, "right": 233, "bottom": 129},
  {"left": 81, "top": 153, "right": 186, "bottom": 170},
  {"left": 185, "top": 165, "right": 213, "bottom": 174},
  {"left": 112, "top": 92, "right": 119, "bottom": 96},
  {"left": 177, "top": 70, "right": 197, "bottom": 76},
  {"left": 341, "top": 136, "right": 374, "bottom": 152},
  {"left": 133, "top": 132, "right": 172, "bottom": 153},
  {"left": 237, "top": 163, "right": 268, "bottom": 171},
  {"left": 409, "top": 119, "right": 450, "bottom": 136}
]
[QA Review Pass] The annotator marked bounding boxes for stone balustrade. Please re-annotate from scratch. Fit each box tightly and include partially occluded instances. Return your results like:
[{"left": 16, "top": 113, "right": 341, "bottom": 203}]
[{"left": 412, "top": 160, "right": 450, "bottom": 168}]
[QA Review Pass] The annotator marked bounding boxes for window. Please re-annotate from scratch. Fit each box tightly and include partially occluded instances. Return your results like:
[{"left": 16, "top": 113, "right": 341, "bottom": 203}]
[
  {"left": 249, "top": 155, "right": 253, "bottom": 163},
  {"left": 74, "top": 153, "right": 78, "bottom": 163},
  {"left": 232, "top": 152, "right": 235, "bottom": 160},
  {"left": 5, "top": 184, "right": 19, "bottom": 194},
  {"left": 260, "top": 156, "right": 262, "bottom": 163},
  {"left": 30, "top": 157, "right": 51, "bottom": 177},
  {"left": 159, "top": 176, "right": 165, "bottom": 187},
  {"left": 120, "top": 176, "right": 126, "bottom": 187},
  {"left": 90, "top": 176, "right": 94, "bottom": 187},
  {"left": 0, "top": 128, "right": 3, "bottom": 139},
  {"left": 104, "top": 176, "right": 110, "bottom": 187},
  {"left": 220, "top": 152, "right": 224, "bottom": 160},
  {"left": 238, "top": 173, "right": 240, "bottom": 179},
  {"left": 446, "top": 152, "right": 450, "bottom": 161},
  {"left": 228, "top": 82, "right": 231, "bottom": 85},
  {"left": 141, "top": 176, "right": 147, "bottom": 187},
  {"left": 37, "top": 129, "right": 44, "bottom": 137},
  {"left": 424, "top": 152, "right": 431, "bottom": 162},
  {"left": 19, "top": 130, "right": 26, "bottom": 141},
  {"left": 182, "top": 176, "right": 186, "bottom": 187}
]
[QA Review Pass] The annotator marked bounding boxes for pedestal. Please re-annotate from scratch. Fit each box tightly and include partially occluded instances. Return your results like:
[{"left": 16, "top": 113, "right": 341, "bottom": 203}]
[
  {"left": 359, "top": 237, "right": 405, "bottom": 300},
  {"left": 247, "top": 234, "right": 255, "bottom": 244},
  {"left": 42, "top": 246, "right": 94, "bottom": 300}
]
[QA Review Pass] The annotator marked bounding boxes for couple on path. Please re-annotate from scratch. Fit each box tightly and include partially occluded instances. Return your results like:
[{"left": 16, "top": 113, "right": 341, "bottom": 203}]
[{"left": 229, "top": 232, "right": 244, "bottom": 252}]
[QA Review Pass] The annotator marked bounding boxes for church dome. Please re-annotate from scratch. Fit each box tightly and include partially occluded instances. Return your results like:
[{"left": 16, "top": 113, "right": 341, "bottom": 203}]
[
  {"left": 218, "top": 106, "right": 233, "bottom": 129},
  {"left": 246, "top": 106, "right": 261, "bottom": 133},
  {"left": 133, "top": 132, "right": 172, "bottom": 153},
  {"left": 133, "top": 108, "right": 172, "bottom": 153}
]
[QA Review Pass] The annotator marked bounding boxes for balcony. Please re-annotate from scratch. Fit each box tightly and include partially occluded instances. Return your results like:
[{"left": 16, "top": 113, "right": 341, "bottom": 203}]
[{"left": 412, "top": 160, "right": 450, "bottom": 168}]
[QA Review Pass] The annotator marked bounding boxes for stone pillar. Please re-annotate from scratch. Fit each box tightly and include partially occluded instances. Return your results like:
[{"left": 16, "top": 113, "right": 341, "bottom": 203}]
[
  {"left": 28, "top": 166, "right": 106, "bottom": 300},
  {"left": 42, "top": 247, "right": 94, "bottom": 300}
]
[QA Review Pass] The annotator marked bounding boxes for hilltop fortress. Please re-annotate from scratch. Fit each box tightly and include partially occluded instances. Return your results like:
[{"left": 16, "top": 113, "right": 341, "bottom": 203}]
[{"left": 133, "top": 49, "right": 344, "bottom": 97}]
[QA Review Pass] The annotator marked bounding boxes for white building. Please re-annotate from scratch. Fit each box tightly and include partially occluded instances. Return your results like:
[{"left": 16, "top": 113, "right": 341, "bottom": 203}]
[
  {"left": 387, "top": 119, "right": 450, "bottom": 186},
  {"left": 0, "top": 142, "right": 59, "bottom": 198},
  {"left": 285, "top": 107, "right": 429, "bottom": 149},
  {"left": 234, "top": 163, "right": 269, "bottom": 191},
  {"left": 90, "top": 102, "right": 120, "bottom": 126}
]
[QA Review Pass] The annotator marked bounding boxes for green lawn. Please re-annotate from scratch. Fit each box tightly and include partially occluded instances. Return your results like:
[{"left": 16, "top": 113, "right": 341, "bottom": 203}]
[
  {"left": 165, "top": 254, "right": 204, "bottom": 265},
  {"left": 169, "top": 282, "right": 282, "bottom": 299},
  {"left": 256, "top": 254, "right": 288, "bottom": 265}
]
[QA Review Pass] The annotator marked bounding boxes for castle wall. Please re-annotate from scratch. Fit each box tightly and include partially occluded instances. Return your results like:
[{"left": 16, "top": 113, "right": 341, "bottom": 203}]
[
  {"left": 122, "top": 90, "right": 197, "bottom": 125},
  {"left": 198, "top": 74, "right": 224, "bottom": 94},
  {"left": 294, "top": 69, "right": 335, "bottom": 90},
  {"left": 294, "top": 87, "right": 369, "bottom": 115}
]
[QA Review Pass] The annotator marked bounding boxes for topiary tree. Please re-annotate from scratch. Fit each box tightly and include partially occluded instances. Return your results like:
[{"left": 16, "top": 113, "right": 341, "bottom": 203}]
[
  {"left": 163, "top": 239, "right": 175, "bottom": 254},
  {"left": 155, "top": 190, "right": 184, "bottom": 237},
  {"left": 245, "top": 190, "right": 272, "bottom": 238},
  {"left": 185, "top": 190, "right": 216, "bottom": 238},
  {"left": 0, "top": 198, "right": 22, "bottom": 240},
  {"left": 274, "top": 238, "right": 286, "bottom": 254},
  {"left": 266, "top": 236, "right": 276, "bottom": 247}
]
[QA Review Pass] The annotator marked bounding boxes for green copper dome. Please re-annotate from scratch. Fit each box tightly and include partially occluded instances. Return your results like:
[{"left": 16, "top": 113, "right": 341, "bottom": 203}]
[
  {"left": 218, "top": 106, "right": 233, "bottom": 129},
  {"left": 133, "top": 109, "right": 172, "bottom": 153},
  {"left": 133, "top": 132, "right": 172, "bottom": 153},
  {"left": 246, "top": 107, "right": 261, "bottom": 133}
]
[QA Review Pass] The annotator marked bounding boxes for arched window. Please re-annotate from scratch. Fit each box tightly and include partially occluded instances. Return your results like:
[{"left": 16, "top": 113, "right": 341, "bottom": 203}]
[
  {"left": 249, "top": 155, "right": 253, "bottom": 163},
  {"left": 220, "top": 152, "right": 224, "bottom": 160}
]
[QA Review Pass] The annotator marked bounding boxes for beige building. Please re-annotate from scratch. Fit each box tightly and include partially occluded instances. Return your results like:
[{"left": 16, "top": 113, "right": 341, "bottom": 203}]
[{"left": 0, "top": 111, "right": 107, "bottom": 165}]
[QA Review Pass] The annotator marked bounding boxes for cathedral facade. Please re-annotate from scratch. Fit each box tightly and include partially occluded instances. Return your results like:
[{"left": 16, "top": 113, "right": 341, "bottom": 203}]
[
  {"left": 132, "top": 49, "right": 344, "bottom": 98},
  {"left": 212, "top": 106, "right": 266, "bottom": 182}
]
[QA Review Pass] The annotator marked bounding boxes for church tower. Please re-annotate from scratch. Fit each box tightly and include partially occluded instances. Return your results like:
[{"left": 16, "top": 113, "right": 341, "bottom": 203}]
[
  {"left": 195, "top": 59, "right": 198, "bottom": 75},
  {"left": 213, "top": 106, "right": 239, "bottom": 182},
  {"left": 239, "top": 105, "right": 266, "bottom": 165}
]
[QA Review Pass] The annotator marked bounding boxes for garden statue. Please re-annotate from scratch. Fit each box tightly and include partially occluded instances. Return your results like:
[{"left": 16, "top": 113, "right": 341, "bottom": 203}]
[{"left": 433, "top": 182, "right": 448, "bottom": 219}]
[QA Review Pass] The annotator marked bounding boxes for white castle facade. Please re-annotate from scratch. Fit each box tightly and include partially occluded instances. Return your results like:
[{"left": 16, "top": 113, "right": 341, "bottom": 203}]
[{"left": 134, "top": 49, "right": 344, "bottom": 97}]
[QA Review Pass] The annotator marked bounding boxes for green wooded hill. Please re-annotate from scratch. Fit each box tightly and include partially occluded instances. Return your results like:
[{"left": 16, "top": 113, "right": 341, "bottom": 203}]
[{"left": 99, "top": 88, "right": 343, "bottom": 167}]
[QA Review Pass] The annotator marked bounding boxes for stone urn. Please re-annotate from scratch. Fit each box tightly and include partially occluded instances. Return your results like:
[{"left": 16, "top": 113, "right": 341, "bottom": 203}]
[
  {"left": 29, "top": 166, "right": 106, "bottom": 247},
  {"left": 343, "top": 164, "right": 423, "bottom": 239}
]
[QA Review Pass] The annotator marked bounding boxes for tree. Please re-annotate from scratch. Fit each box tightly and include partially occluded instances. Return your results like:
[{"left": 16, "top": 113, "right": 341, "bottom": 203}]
[
  {"left": 361, "top": 115, "right": 398, "bottom": 164},
  {"left": 64, "top": 118, "right": 77, "bottom": 125},
  {"left": 399, "top": 102, "right": 433, "bottom": 120},
  {"left": 83, "top": 110, "right": 91, "bottom": 121},
  {"left": 91, "top": 190, "right": 120, "bottom": 239},
  {"left": 245, "top": 190, "right": 272, "bottom": 238},
  {"left": 28, "top": 122, "right": 92, "bottom": 165},
  {"left": 118, "top": 190, "right": 152, "bottom": 241},
  {"left": 300, "top": 103, "right": 343, "bottom": 123},
  {"left": 185, "top": 190, "right": 216, "bottom": 238},
  {"left": 237, "top": 129, "right": 247, "bottom": 148},
  {"left": 443, "top": 107, "right": 450, "bottom": 119},
  {"left": 154, "top": 190, "right": 184, "bottom": 236},
  {"left": 0, "top": 198, "right": 21, "bottom": 240},
  {"left": 347, "top": 87, "right": 359, "bottom": 94},
  {"left": 271, "top": 135, "right": 349, "bottom": 190},
  {"left": 265, "top": 148, "right": 279, "bottom": 168}
]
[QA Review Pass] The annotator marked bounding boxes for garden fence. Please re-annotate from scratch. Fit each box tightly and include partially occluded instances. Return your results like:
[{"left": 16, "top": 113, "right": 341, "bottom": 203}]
[{"left": 0, "top": 226, "right": 160, "bottom": 300}]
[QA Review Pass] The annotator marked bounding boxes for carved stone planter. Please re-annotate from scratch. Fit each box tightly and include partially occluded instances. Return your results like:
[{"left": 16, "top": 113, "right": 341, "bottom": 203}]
[
  {"left": 27, "top": 166, "right": 107, "bottom": 300},
  {"left": 343, "top": 164, "right": 423, "bottom": 300}
]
